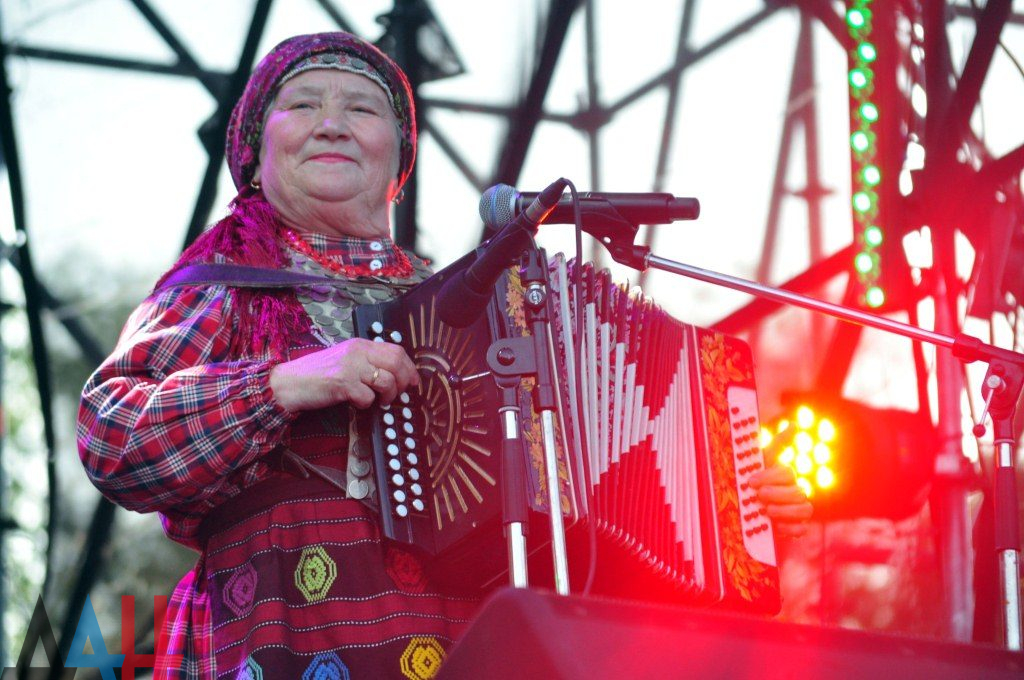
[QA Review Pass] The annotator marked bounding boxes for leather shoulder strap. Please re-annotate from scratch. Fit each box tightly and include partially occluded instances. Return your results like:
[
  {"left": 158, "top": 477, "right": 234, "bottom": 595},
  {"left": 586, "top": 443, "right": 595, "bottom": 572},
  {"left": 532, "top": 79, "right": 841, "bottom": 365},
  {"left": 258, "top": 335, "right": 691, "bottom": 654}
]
[{"left": 156, "top": 263, "right": 345, "bottom": 291}]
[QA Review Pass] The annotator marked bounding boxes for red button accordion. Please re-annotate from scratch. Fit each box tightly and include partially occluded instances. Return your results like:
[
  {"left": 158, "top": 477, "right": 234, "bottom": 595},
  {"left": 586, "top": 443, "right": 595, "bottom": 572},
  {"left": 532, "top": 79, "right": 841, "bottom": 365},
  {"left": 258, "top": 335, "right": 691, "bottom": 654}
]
[{"left": 354, "top": 252, "right": 780, "bottom": 614}]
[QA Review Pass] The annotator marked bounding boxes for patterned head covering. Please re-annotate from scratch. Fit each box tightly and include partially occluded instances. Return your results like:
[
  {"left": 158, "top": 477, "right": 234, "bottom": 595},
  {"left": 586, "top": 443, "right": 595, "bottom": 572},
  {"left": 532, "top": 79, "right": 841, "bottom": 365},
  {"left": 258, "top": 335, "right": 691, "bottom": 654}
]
[{"left": 226, "top": 32, "right": 417, "bottom": 194}]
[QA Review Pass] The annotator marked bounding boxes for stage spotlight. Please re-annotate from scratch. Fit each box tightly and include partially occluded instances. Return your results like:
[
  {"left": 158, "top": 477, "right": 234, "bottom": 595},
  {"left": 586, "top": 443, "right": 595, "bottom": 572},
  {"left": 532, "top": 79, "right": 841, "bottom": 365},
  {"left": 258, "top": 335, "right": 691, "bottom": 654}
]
[{"left": 762, "top": 398, "right": 936, "bottom": 520}]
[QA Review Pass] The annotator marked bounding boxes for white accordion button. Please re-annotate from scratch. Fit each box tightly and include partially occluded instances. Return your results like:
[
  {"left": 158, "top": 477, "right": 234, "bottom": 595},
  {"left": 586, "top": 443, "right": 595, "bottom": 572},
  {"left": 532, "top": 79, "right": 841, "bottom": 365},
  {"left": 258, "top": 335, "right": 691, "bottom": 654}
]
[{"left": 412, "top": 499, "right": 425, "bottom": 512}]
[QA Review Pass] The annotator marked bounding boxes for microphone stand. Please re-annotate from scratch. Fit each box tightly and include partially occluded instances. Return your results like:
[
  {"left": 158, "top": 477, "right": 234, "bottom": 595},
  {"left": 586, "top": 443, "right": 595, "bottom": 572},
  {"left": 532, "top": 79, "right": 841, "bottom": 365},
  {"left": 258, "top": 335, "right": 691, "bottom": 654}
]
[
  {"left": 589, "top": 223, "right": 1024, "bottom": 650},
  {"left": 494, "top": 372, "right": 530, "bottom": 589},
  {"left": 486, "top": 244, "right": 572, "bottom": 595}
]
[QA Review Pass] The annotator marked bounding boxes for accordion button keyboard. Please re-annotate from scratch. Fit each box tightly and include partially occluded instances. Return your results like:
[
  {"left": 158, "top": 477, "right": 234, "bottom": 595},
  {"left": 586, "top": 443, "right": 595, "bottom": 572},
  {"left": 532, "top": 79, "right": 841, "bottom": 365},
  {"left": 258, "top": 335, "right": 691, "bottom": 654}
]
[
  {"left": 727, "top": 386, "right": 777, "bottom": 567},
  {"left": 361, "top": 321, "right": 432, "bottom": 522}
]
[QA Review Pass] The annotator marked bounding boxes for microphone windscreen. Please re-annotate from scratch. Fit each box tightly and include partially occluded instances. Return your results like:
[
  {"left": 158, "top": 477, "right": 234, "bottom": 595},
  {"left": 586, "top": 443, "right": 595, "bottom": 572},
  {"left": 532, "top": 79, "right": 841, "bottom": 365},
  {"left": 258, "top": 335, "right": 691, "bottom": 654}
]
[
  {"left": 479, "top": 184, "right": 518, "bottom": 228},
  {"left": 436, "top": 272, "right": 494, "bottom": 329}
]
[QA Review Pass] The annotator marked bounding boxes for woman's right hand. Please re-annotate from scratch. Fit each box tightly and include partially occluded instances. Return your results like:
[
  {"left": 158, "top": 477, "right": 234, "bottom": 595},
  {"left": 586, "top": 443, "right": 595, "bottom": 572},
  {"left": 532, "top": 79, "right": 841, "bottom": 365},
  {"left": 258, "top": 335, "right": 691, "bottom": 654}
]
[{"left": 268, "top": 338, "right": 419, "bottom": 413}]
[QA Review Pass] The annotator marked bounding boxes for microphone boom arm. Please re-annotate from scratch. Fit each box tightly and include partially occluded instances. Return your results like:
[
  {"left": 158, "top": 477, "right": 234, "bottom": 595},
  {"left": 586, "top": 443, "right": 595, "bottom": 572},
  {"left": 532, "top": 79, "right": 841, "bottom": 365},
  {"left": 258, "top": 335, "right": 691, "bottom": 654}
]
[{"left": 593, "top": 227, "right": 1024, "bottom": 651}]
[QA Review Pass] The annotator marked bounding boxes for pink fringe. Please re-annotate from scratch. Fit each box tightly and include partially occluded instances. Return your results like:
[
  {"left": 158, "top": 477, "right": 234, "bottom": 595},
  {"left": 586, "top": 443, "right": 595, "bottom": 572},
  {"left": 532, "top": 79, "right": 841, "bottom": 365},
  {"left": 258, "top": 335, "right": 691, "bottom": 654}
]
[{"left": 155, "top": 190, "right": 308, "bottom": 360}]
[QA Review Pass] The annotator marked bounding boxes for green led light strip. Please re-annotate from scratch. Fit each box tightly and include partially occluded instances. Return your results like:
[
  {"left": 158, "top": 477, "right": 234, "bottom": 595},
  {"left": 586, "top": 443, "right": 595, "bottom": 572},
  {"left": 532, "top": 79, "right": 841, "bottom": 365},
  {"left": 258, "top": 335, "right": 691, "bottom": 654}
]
[{"left": 847, "top": 0, "right": 885, "bottom": 308}]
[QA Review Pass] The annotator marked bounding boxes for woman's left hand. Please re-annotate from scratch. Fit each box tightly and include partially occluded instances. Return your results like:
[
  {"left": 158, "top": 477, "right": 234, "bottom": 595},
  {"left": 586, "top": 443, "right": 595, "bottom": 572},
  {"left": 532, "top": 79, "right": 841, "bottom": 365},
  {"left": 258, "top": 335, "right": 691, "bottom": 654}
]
[{"left": 748, "top": 464, "right": 813, "bottom": 538}]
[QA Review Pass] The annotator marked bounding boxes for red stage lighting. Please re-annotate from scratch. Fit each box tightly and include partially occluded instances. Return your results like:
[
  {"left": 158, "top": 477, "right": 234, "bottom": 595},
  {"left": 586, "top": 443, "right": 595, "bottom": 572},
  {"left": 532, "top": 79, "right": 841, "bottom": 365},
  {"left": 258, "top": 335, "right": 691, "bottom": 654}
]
[{"left": 764, "top": 398, "right": 936, "bottom": 520}]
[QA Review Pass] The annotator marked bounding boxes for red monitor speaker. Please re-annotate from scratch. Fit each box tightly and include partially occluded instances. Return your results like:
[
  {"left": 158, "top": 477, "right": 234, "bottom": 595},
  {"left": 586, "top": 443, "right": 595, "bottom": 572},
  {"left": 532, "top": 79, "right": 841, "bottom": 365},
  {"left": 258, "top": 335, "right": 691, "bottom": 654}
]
[{"left": 438, "top": 588, "right": 1023, "bottom": 679}]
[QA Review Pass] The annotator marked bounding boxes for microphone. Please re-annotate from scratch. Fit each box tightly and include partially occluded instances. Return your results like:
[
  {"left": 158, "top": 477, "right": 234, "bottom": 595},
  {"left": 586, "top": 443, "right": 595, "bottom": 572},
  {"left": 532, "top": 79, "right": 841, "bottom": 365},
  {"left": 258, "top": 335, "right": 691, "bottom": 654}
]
[
  {"left": 437, "top": 178, "right": 569, "bottom": 328},
  {"left": 479, "top": 184, "right": 700, "bottom": 228}
]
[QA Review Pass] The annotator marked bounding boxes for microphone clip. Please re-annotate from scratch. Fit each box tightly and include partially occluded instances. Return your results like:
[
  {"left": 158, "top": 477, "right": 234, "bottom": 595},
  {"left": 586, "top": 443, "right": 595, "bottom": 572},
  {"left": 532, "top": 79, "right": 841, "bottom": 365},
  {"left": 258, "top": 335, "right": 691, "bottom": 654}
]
[{"left": 581, "top": 210, "right": 651, "bottom": 270}]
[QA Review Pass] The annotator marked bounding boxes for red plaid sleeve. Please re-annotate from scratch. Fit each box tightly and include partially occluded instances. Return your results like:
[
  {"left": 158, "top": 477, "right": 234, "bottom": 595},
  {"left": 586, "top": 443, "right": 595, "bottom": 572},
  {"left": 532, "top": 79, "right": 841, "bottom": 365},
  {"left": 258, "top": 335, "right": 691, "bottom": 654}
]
[{"left": 77, "top": 284, "right": 295, "bottom": 515}]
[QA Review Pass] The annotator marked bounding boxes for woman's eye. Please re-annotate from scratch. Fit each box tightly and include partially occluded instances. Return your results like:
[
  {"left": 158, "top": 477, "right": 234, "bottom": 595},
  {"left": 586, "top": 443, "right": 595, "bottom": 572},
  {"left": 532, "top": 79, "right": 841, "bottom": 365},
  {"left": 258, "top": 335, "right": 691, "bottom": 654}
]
[{"left": 289, "top": 101, "right": 315, "bottom": 110}]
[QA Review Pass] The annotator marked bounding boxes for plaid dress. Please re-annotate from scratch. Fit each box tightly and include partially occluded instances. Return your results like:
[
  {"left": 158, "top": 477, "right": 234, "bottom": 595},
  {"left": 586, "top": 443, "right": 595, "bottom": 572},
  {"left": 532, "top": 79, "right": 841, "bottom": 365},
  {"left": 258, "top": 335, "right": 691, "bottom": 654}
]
[{"left": 78, "top": 234, "right": 479, "bottom": 679}]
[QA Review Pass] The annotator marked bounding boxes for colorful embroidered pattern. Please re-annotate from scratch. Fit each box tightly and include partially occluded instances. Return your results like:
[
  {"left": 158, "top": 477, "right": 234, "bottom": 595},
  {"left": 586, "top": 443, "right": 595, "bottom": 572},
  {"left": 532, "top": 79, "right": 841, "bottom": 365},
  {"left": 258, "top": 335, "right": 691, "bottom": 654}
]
[
  {"left": 302, "top": 651, "right": 350, "bottom": 680},
  {"left": 236, "top": 655, "right": 263, "bottom": 680},
  {"left": 223, "top": 562, "right": 258, "bottom": 618},
  {"left": 399, "top": 637, "right": 446, "bottom": 680},
  {"left": 294, "top": 546, "right": 338, "bottom": 603},
  {"left": 385, "top": 548, "right": 427, "bottom": 594}
]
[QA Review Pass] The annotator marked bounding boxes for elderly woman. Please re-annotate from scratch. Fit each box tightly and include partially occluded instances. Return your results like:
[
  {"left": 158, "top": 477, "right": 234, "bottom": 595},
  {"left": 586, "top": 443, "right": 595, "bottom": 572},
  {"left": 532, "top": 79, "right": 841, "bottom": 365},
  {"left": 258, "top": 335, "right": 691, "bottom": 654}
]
[{"left": 78, "top": 31, "right": 810, "bottom": 680}]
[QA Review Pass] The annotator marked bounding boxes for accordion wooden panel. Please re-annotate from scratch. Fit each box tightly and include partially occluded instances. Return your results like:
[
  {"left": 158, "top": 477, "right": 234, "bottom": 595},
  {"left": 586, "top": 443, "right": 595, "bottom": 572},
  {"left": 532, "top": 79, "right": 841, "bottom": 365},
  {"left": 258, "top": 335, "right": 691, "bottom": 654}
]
[{"left": 353, "top": 252, "right": 780, "bottom": 613}]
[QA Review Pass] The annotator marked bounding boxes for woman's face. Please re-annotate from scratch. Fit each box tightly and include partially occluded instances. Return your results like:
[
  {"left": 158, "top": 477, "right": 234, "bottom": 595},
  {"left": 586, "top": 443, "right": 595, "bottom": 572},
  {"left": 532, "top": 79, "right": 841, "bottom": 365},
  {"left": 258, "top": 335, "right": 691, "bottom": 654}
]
[{"left": 254, "top": 69, "right": 401, "bottom": 223}]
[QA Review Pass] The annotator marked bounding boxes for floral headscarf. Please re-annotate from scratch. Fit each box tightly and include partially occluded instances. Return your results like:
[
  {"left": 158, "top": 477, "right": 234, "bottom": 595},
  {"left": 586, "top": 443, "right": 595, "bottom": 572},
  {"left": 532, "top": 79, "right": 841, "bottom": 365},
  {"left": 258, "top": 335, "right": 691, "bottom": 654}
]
[{"left": 225, "top": 32, "right": 417, "bottom": 194}]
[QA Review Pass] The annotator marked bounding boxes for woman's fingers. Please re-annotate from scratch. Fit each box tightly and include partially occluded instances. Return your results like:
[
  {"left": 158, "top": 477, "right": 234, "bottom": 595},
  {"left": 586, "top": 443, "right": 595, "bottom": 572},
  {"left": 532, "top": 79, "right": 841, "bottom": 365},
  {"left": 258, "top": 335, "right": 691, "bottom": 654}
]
[
  {"left": 748, "top": 463, "right": 814, "bottom": 537},
  {"left": 270, "top": 338, "right": 420, "bottom": 412},
  {"left": 756, "top": 483, "right": 809, "bottom": 506},
  {"left": 365, "top": 364, "right": 399, "bottom": 405},
  {"left": 764, "top": 499, "right": 814, "bottom": 521},
  {"left": 367, "top": 342, "right": 419, "bottom": 391},
  {"left": 346, "top": 380, "right": 379, "bottom": 410},
  {"left": 363, "top": 343, "right": 419, "bottom": 405},
  {"left": 748, "top": 462, "right": 797, "bottom": 488}
]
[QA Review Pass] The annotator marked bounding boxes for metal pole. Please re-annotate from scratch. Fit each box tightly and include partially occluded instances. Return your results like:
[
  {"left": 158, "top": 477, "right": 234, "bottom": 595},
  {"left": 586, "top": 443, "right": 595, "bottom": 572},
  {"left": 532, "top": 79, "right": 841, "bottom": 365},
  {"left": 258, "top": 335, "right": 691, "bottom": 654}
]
[
  {"left": 932, "top": 265, "right": 974, "bottom": 642},
  {"left": 995, "top": 436, "right": 1022, "bottom": 649},
  {"left": 646, "top": 253, "right": 955, "bottom": 348}
]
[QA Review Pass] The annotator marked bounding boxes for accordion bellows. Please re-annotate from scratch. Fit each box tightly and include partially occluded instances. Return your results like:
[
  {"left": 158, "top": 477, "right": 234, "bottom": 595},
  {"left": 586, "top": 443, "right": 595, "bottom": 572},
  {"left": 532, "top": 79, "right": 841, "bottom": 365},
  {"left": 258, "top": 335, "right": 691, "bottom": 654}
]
[{"left": 354, "top": 252, "right": 780, "bottom": 614}]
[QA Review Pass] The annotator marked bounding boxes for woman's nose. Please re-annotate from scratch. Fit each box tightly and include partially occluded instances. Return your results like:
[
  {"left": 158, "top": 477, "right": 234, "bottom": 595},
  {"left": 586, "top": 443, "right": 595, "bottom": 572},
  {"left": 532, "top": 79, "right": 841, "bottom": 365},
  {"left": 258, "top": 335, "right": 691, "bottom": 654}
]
[{"left": 315, "top": 109, "right": 350, "bottom": 138}]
